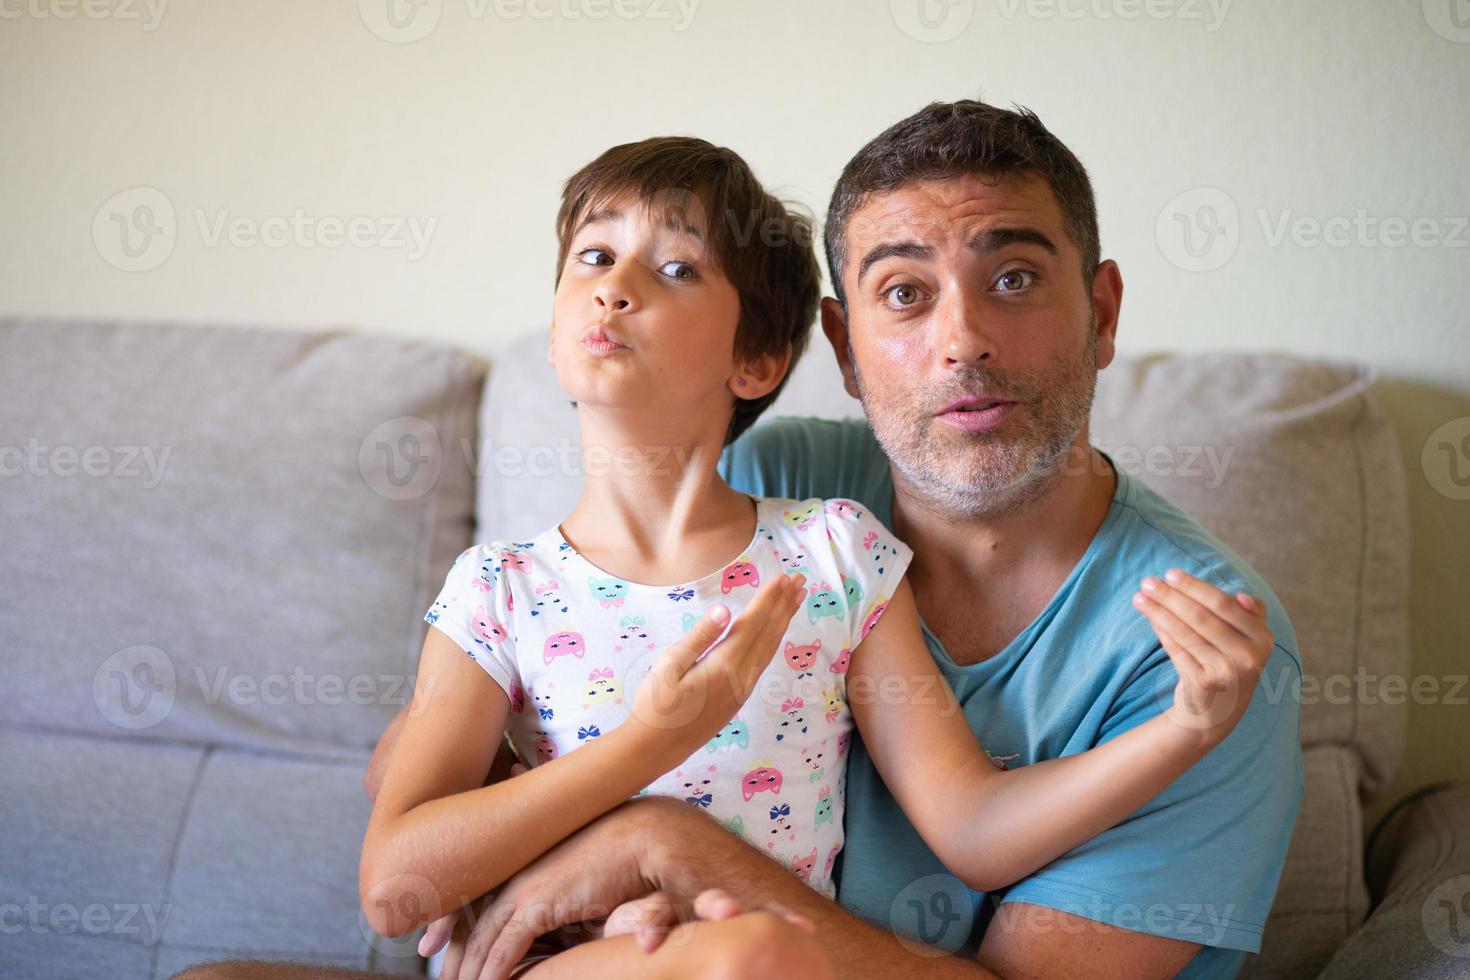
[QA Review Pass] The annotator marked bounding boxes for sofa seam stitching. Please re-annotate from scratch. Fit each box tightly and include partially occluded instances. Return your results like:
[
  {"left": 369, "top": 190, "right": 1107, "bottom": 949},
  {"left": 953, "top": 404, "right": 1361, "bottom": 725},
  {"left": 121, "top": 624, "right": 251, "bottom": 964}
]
[{"left": 152, "top": 744, "right": 214, "bottom": 979}]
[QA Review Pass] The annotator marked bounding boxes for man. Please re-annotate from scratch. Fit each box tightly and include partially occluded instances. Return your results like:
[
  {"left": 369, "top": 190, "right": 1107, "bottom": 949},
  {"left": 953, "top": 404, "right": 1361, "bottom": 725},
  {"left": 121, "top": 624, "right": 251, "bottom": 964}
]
[{"left": 186, "top": 100, "right": 1302, "bottom": 980}]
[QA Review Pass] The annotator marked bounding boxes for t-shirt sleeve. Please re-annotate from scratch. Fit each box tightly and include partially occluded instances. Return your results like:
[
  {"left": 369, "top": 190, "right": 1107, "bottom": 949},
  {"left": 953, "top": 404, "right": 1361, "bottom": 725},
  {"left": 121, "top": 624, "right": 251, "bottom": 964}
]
[
  {"left": 998, "top": 643, "right": 1304, "bottom": 954},
  {"left": 422, "top": 543, "right": 521, "bottom": 701},
  {"left": 818, "top": 497, "right": 915, "bottom": 650}
]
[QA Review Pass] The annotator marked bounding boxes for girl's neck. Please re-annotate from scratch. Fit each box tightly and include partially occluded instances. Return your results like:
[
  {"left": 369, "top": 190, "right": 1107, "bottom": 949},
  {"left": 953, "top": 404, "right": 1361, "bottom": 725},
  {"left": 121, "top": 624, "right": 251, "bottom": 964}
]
[{"left": 558, "top": 411, "right": 757, "bottom": 584}]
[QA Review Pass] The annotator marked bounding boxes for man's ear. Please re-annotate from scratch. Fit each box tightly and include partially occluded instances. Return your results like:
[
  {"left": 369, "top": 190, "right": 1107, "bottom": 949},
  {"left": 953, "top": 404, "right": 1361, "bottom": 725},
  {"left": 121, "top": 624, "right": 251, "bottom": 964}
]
[
  {"left": 1090, "top": 260, "right": 1123, "bottom": 371},
  {"left": 820, "top": 297, "right": 860, "bottom": 400},
  {"left": 730, "top": 343, "right": 792, "bottom": 401}
]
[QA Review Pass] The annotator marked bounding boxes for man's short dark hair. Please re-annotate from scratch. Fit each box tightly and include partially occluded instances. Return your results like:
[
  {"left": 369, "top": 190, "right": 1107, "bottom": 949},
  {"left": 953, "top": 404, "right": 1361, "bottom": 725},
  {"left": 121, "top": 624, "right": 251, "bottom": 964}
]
[{"left": 824, "top": 101, "right": 1100, "bottom": 308}]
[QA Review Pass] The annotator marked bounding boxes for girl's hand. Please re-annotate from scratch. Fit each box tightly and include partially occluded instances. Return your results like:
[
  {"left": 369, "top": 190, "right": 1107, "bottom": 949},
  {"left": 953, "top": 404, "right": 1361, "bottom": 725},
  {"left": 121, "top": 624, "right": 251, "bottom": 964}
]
[
  {"left": 1133, "top": 568, "right": 1275, "bottom": 744},
  {"left": 628, "top": 574, "right": 806, "bottom": 764}
]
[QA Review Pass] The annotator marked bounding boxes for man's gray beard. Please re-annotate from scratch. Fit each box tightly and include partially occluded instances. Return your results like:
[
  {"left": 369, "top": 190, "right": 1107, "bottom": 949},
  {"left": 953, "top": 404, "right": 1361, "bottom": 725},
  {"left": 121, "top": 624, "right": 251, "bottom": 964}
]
[{"left": 851, "top": 333, "right": 1099, "bottom": 521}]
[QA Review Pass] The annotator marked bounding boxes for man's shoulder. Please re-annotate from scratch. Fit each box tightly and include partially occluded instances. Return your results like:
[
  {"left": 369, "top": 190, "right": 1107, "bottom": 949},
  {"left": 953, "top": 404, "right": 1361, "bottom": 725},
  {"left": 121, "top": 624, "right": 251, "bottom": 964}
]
[{"left": 721, "top": 415, "right": 889, "bottom": 506}]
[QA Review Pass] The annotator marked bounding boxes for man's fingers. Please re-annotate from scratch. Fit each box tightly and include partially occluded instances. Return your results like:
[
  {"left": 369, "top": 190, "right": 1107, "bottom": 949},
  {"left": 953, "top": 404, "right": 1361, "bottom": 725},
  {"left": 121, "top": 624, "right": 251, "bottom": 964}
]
[
  {"left": 481, "top": 914, "right": 540, "bottom": 980},
  {"left": 454, "top": 898, "right": 519, "bottom": 980}
]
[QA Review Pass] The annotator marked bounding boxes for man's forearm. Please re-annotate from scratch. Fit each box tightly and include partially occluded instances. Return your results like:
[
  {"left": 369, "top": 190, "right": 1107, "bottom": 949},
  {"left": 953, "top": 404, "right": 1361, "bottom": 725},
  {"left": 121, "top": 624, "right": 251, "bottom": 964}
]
[{"left": 643, "top": 807, "right": 996, "bottom": 979}]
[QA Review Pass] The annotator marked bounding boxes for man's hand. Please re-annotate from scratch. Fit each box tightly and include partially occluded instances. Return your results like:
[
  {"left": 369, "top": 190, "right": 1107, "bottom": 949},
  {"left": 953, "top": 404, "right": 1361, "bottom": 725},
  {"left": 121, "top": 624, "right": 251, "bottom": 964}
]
[
  {"left": 433, "top": 795, "right": 673, "bottom": 980},
  {"left": 602, "top": 887, "right": 815, "bottom": 953},
  {"left": 1133, "top": 568, "right": 1274, "bottom": 742}
]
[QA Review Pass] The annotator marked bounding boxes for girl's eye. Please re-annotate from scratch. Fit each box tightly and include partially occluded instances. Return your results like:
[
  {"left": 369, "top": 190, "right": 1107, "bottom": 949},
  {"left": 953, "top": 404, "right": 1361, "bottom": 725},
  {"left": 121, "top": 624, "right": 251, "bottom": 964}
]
[
  {"left": 883, "top": 283, "right": 922, "bottom": 308},
  {"left": 659, "top": 260, "right": 699, "bottom": 281},
  {"left": 576, "top": 248, "right": 613, "bottom": 267},
  {"left": 995, "top": 269, "right": 1035, "bottom": 292}
]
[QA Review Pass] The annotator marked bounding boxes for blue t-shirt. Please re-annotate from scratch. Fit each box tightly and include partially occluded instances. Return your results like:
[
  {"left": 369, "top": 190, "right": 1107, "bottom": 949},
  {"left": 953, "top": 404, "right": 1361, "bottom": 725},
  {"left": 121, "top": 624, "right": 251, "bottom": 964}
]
[{"left": 719, "top": 416, "right": 1303, "bottom": 980}]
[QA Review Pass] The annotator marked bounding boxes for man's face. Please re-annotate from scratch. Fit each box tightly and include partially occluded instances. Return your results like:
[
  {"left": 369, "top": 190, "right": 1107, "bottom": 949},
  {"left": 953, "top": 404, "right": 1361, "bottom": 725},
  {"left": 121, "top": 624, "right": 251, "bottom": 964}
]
[{"left": 829, "top": 173, "right": 1117, "bottom": 516}]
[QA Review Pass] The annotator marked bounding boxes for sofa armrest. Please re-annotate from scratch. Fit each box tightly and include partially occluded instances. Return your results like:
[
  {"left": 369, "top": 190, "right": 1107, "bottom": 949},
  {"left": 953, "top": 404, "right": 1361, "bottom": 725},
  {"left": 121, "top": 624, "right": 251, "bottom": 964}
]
[{"left": 1318, "top": 783, "right": 1470, "bottom": 979}]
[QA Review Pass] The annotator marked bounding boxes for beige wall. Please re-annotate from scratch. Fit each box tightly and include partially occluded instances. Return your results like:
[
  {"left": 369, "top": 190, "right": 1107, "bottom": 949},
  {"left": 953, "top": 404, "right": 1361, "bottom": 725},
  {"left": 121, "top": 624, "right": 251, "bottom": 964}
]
[{"left": 2, "top": 0, "right": 1466, "bottom": 822}]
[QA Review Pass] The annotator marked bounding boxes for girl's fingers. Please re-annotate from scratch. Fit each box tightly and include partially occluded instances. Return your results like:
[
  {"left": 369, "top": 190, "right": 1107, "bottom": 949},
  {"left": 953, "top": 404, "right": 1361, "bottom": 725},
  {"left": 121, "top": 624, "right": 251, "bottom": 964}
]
[
  {"left": 701, "top": 575, "right": 803, "bottom": 680},
  {"left": 603, "top": 891, "right": 690, "bottom": 953},
  {"left": 1142, "top": 602, "right": 1207, "bottom": 686},
  {"left": 1139, "top": 576, "right": 1252, "bottom": 657},
  {"left": 1159, "top": 569, "right": 1271, "bottom": 641},
  {"left": 692, "top": 888, "right": 744, "bottom": 921},
  {"left": 1155, "top": 616, "right": 1232, "bottom": 692},
  {"left": 656, "top": 602, "right": 735, "bottom": 680},
  {"left": 1134, "top": 591, "right": 1207, "bottom": 673},
  {"left": 418, "top": 912, "right": 457, "bottom": 958}
]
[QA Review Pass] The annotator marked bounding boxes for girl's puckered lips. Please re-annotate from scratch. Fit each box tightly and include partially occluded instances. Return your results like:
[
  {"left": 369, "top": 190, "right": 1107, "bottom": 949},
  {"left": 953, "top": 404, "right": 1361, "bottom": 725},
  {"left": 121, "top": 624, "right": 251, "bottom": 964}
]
[{"left": 582, "top": 323, "right": 630, "bottom": 357}]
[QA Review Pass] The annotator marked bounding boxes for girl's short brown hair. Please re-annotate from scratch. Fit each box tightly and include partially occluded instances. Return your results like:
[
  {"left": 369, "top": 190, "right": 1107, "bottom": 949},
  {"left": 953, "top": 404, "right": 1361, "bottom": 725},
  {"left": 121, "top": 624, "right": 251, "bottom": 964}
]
[{"left": 556, "top": 137, "right": 821, "bottom": 446}]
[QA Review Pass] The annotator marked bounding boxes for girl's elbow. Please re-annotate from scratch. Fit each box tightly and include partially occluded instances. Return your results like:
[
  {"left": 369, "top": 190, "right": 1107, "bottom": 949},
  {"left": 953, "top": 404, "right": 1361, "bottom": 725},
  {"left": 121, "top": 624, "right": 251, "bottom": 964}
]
[
  {"left": 359, "top": 859, "right": 432, "bottom": 938},
  {"left": 940, "top": 848, "right": 1007, "bottom": 894},
  {"left": 358, "top": 841, "right": 428, "bottom": 938}
]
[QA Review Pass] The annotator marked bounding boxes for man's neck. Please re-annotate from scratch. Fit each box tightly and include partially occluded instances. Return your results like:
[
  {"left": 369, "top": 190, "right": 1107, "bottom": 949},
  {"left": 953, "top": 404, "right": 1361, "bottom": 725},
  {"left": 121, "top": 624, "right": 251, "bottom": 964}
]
[{"left": 889, "top": 437, "right": 1119, "bottom": 666}]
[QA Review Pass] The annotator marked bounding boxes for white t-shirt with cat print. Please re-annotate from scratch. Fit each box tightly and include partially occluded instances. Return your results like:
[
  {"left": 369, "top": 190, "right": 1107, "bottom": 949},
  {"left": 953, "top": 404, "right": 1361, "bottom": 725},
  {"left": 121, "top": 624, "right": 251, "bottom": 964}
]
[{"left": 423, "top": 495, "right": 913, "bottom": 898}]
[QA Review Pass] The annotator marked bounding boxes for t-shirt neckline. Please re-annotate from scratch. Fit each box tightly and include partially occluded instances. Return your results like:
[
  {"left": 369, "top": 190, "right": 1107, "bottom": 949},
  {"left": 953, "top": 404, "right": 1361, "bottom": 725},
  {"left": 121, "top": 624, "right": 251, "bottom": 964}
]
[{"left": 546, "top": 494, "right": 769, "bottom": 591}]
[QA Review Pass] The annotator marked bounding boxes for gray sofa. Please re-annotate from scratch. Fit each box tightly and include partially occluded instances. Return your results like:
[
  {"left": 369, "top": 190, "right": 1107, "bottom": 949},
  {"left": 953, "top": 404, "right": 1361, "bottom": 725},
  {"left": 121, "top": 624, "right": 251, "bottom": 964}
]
[{"left": 1, "top": 316, "right": 1465, "bottom": 979}]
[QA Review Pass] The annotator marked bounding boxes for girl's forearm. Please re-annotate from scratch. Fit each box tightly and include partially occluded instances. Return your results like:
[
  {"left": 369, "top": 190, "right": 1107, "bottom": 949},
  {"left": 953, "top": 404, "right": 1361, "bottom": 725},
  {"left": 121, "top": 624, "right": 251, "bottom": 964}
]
[
  {"left": 931, "top": 715, "right": 1210, "bottom": 892},
  {"left": 361, "top": 721, "right": 680, "bottom": 931}
]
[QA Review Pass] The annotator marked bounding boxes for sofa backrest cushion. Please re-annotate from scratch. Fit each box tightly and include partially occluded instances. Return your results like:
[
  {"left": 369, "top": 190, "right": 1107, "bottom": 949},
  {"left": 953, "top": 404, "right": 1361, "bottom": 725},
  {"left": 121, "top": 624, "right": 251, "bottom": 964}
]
[{"left": 0, "top": 317, "right": 485, "bottom": 756}]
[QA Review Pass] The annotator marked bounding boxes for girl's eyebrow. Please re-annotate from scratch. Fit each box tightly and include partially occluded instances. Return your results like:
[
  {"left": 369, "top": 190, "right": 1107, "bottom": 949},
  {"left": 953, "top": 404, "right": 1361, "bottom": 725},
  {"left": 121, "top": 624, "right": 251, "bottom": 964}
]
[
  {"left": 575, "top": 207, "right": 703, "bottom": 241},
  {"left": 576, "top": 208, "right": 622, "bottom": 232}
]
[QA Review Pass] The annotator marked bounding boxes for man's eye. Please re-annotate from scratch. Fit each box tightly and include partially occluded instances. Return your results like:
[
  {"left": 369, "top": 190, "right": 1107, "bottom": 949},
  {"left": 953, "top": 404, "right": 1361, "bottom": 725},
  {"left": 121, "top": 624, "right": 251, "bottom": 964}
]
[
  {"left": 660, "top": 260, "right": 699, "bottom": 281},
  {"left": 576, "top": 248, "right": 613, "bottom": 267},
  {"left": 883, "top": 283, "right": 922, "bottom": 308},
  {"left": 995, "top": 269, "right": 1035, "bottom": 292}
]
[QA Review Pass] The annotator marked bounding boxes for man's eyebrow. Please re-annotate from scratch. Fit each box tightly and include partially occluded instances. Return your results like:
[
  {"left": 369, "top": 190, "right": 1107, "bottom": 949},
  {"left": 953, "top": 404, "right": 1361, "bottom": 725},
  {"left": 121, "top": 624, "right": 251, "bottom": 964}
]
[
  {"left": 969, "top": 226, "right": 1059, "bottom": 255},
  {"left": 856, "top": 242, "right": 934, "bottom": 284}
]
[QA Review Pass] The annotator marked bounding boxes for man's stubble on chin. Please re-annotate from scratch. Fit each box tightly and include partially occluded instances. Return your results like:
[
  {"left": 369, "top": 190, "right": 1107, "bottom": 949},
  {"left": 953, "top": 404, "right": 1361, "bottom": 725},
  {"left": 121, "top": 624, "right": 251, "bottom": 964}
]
[{"left": 849, "top": 326, "right": 1099, "bottom": 522}]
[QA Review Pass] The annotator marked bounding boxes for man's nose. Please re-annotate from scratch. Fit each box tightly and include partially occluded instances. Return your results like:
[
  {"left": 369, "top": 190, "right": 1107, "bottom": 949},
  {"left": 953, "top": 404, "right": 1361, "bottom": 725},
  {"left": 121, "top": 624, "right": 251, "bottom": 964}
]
[{"left": 936, "top": 291, "right": 996, "bottom": 367}]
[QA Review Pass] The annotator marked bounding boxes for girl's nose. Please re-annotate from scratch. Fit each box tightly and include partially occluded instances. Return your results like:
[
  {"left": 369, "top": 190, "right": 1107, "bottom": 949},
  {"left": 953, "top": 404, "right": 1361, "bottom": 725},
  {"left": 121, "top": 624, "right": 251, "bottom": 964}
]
[{"left": 593, "top": 272, "right": 638, "bottom": 314}]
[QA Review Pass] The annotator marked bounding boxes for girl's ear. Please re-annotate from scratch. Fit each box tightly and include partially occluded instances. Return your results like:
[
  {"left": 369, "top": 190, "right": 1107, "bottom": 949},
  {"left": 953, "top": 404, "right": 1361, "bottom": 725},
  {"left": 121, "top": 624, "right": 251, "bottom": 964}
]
[
  {"left": 546, "top": 324, "right": 556, "bottom": 365},
  {"left": 729, "top": 344, "right": 793, "bottom": 402}
]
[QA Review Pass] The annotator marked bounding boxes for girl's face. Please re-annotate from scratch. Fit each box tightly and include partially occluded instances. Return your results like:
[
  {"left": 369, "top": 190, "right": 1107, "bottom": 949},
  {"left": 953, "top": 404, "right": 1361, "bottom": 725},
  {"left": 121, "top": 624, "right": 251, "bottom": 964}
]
[{"left": 548, "top": 192, "right": 744, "bottom": 438}]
